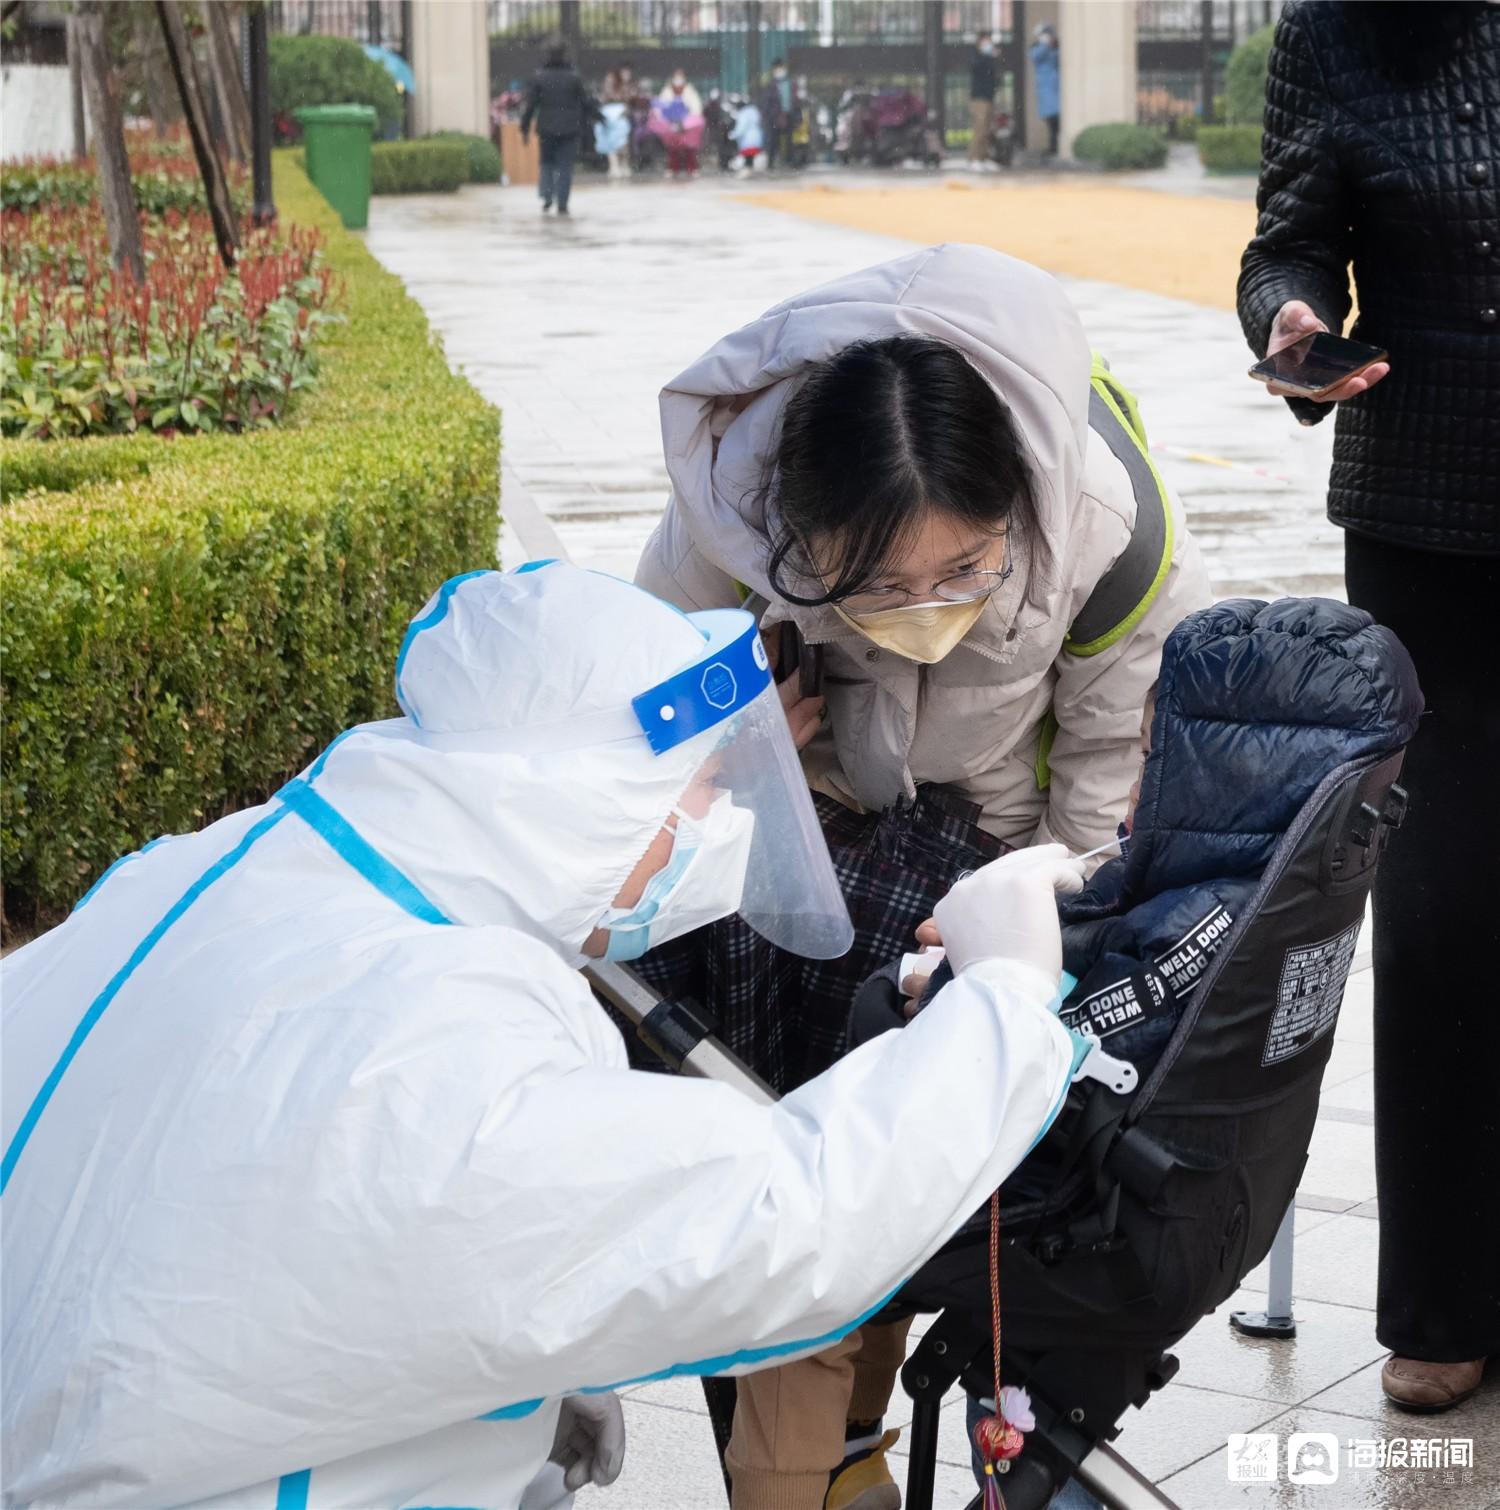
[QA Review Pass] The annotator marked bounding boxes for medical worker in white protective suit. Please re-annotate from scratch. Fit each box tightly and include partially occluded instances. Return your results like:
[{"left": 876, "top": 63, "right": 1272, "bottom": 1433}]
[{"left": 2, "top": 563, "right": 1084, "bottom": 1510}]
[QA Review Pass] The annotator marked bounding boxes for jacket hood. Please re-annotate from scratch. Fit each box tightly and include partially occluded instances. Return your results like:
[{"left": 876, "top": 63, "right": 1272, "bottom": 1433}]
[
  {"left": 301, "top": 565, "right": 714, "bottom": 961},
  {"left": 657, "top": 243, "right": 1092, "bottom": 608},
  {"left": 1108, "top": 597, "right": 1423, "bottom": 904}
]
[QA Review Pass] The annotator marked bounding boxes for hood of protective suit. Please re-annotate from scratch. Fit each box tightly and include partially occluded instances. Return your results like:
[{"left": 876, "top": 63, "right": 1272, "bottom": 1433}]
[
  {"left": 310, "top": 564, "right": 712, "bottom": 960},
  {"left": 657, "top": 242, "right": 1092, "bottom": 608}
]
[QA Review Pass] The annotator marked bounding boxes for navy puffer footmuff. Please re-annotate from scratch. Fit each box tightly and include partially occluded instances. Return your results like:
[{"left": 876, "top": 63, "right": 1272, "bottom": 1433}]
[{"left": 851, "top": 599, "right": 1423, "bottom": 1074}]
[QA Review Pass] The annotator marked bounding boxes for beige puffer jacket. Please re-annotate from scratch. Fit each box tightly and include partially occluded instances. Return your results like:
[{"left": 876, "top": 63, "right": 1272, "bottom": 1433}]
[{"left": 636, "top": 244, "right": 1212, "bottom": 853}]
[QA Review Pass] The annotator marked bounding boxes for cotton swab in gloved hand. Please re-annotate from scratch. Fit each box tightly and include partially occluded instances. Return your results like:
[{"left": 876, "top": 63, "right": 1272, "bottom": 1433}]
[
  {"left": 1072, "top": 835, "right": 1124, "bottom": 865},
  {"left": 900, "top": 836, "right": 1123, "bottom": 983}
]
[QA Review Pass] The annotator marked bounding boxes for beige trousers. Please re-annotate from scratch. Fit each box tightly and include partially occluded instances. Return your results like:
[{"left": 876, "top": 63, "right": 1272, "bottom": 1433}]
[
  {"left": 726, "top": 1317, "right": 914, "bottom": 1510},
  {"left": 968, "top": 98, "right": 995, "bottom": 162}
]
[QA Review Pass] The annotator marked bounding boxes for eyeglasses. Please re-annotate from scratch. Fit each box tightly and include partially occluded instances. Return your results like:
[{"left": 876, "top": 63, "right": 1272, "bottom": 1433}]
[{"left": 835, "top": 545, "right": 1014, "bottom": 615}]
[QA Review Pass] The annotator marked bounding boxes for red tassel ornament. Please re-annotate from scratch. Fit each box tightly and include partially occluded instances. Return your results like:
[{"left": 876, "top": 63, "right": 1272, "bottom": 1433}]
[{"left": 970, "top": 1189, "right": 1033, "bottom": 1507}]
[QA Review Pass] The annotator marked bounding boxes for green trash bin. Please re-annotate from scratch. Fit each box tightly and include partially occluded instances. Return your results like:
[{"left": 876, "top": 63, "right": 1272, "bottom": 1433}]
[{"left": 295, "top": 104, "right": 376, "bottom": 230}]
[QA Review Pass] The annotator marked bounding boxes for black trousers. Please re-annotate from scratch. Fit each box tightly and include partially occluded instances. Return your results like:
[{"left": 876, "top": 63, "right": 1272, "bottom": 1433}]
[
  {"left": 538, "top": 132, "right": 577, "bottom": 211},
  {"left": 1344, "top": 531, "right": 1500, "bottom": 1361}
]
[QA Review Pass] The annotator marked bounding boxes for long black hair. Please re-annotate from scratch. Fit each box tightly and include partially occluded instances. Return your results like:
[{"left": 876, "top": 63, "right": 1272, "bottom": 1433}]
[{"left": 763, "top": 336, "right": 1045, "bottom": 607}]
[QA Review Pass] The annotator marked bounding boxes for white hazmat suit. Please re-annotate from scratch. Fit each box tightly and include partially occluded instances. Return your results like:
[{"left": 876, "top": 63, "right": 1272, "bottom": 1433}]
[{"left": 3, "top": 564, "right": 1076, "bottom": 1509}]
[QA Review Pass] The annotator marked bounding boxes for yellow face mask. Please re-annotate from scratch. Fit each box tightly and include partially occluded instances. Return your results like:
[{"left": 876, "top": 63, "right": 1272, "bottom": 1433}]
[{"left": 834, "top": 596, "right": 988, "bottom": 664}]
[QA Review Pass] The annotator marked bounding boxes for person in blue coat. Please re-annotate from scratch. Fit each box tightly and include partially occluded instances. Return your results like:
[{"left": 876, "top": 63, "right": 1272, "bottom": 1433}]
[{"left": 1029, "top": 24, "right": 1061, "bottom": 156}]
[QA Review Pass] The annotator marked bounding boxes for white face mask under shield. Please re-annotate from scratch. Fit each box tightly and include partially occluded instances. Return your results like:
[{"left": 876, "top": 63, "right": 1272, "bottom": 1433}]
[{"left": 598, "top": 794, "right": 756, "bottom": 961}]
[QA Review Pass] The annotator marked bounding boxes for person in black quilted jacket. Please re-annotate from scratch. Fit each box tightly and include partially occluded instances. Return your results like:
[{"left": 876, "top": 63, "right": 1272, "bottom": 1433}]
[{"left": 1239, "top": 0, "right": 1499, "bottom": 1414}]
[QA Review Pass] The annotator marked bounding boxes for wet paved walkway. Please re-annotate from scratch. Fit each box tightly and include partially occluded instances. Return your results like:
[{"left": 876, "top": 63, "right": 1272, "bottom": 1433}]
[
  {"left": 364, "top": 176, "right": 1499, "bottom": 1510},
  {"left": 364, "top": 173, "right": 1344, "bottom": 603}
]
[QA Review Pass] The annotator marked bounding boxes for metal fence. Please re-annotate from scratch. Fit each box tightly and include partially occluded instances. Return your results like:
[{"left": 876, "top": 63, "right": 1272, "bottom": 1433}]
[
  {"left": 1135, "top": 0, "right": 1278, "bottom": 125},
  {"left": 488, "top": 0, "right": 1019, "bottom": 142},
  {"left": 266, "top": 1, "right": 410, "bottom": 59}
]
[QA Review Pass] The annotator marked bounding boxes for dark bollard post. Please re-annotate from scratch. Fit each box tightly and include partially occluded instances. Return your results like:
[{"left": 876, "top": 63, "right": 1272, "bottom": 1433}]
[
  {"left": 924, "top": 0, "right": 944, "bottom": 147},
  {"left": 248, "top": 2, "right": 276, "bottom": 225}
]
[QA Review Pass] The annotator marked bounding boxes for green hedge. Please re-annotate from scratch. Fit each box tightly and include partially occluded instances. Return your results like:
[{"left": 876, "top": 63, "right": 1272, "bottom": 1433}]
[
  {"left": 0, "top": 158, "right": 248, "bottom": 216},
  {"left": 269, "top": 34, "right": 403, "bottom": 139},
  {"left": 370, "top": 140, "right": 470, "bottom": 195},
  {"left": 1197, "top": 124, "right": 1263, "bottom": 174},
  {"left": 427, "top": 131, "right": 503, "bottom": 184},
  {"left": 0, "top": 155, "right": 500, "bottom": 927},
  {"left": 1072, "top": 123, "right": 1168, "bottom": 171}
]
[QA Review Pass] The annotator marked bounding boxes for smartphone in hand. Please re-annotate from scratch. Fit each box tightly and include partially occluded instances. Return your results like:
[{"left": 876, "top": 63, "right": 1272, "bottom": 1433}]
[{"left": 1249, "top": 332, "right": 1389, "bottom": 399}]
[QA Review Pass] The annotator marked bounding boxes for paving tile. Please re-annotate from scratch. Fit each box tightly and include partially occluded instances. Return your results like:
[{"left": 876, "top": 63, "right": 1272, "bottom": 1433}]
[
  {"left": 1320, "top": 1037, "right": 1376, "bottom": 1093},
  {"left": 1325, "top": 1070, "right": 1376, "bottom": 1116},
  {"left": 620, "top": 1373, "right": 718, "bottom": 1415},
  {"left": 1171, "top": 1286, "right": 1386, "bottom": 1406},
  {"left": 1158, "top": 1405, "right": 1500, "bottom": 1510},
  {"left": 1306, "top": 1356, "right": 1500, "bottom": 1437},
  {"left": 580, "top": 1398, "right": 730, "bottom": 1509},
  {"left": 1110, "top": 1381, "right": 1288, "bottom": 1483},
  {"left": 1299, "top": 1117, "right": 1378, "bottom": 1208},
  {"left": 1239, "top": 1215, "right": 1383, "bottom": 1312}
]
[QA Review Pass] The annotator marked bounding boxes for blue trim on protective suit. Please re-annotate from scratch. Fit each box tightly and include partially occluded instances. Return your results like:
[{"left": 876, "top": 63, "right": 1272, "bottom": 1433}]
[
  {"left": 2, "top": 808, "right": 291, "bottom": 1195},
  {"left": 393, "top": 570, "right": 494, "bottom": 727},
  {"left": 274, "top": 1469, "right": 311, "bottom": 1510},
  {"left": 278, "top": 780, "right": 450, "bottom": 926}
]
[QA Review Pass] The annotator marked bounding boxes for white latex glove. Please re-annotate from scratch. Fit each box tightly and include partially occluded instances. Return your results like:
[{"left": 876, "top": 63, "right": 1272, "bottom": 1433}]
[
  {"left": 931, "top": 844, "right": 1087, "bottom": 981},
  {"left": 549, "top": 1392, "right": 626, "bottom": 1492}
]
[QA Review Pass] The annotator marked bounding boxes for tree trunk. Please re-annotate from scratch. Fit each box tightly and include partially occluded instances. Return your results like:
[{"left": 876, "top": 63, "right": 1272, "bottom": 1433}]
[
  {"left": 66, "top": 13, "right": 88, "bottom": 159},
  {"left": 133, "top": 2, "right": 177, "bottom": 139},
  {"left": 204, "top": 1, "right": 253, "bottom": 166},
  {"left": 74, "top": 2, "right": 144, "bottom": 282},
  {"left": 156, "top": 0, "right": 239, "bottom": 269}
]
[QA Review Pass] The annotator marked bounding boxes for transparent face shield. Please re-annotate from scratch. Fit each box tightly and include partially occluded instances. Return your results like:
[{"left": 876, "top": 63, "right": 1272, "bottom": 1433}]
[{"left": 631, "top": 610, "right": 854, "bottom": 961}]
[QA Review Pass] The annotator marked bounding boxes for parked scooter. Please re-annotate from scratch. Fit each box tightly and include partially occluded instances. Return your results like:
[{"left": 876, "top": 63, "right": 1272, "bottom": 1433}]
[{"left": 989, "top": 107, "right": 1016, "bottom": 167}]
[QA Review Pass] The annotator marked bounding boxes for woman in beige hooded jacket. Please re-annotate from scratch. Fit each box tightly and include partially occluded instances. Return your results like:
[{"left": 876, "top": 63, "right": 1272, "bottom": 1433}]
[
  {"left": 636, "top": 244, "right": 1211, "bottom": 1510},
  {"left": 637, "top": 242, "right": 1210, "bottom": 858}
]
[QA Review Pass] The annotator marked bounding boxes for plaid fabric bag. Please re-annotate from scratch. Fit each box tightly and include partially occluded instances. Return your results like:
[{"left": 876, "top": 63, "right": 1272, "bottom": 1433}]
[{"left": 632, "top": 784, "right": 1012, "bottom": 1094}]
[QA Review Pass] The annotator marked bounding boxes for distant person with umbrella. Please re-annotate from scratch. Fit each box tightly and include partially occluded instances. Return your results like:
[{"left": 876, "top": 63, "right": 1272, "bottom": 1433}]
[
  {"left": 361, "top": 43, "right": 414, "bottom": 139},
  {"left": 521, "top": 39, "right": 597, "bottom": 216}
]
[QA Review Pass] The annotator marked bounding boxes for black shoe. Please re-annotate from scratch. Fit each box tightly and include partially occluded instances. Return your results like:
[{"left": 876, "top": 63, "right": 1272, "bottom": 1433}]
[
  {"left": 541, "top": 198, "right": 552, "bottom": 212},
  {"left": 557, "top": 206, "right": 570, "bottom": 217}
]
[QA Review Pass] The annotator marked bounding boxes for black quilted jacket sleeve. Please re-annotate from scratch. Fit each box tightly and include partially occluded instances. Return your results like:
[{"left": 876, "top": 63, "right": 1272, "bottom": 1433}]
[
  {"left": 1235, "top": 2, "right": 1499, "bottom": 553},
  {"left": 1238, "top": 4, "right": 1355, "bottom": 428}
]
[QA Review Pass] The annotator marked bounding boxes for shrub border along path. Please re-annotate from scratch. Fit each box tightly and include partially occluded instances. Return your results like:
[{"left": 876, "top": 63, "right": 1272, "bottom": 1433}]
[{"left": 1, "top": 155, "right": 500, "bottom": 926}]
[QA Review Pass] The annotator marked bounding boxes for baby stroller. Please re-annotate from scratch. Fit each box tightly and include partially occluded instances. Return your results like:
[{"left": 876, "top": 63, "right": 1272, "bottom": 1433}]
[
  {"left": 877, "top": 743, "right": 1409, "bottom": 1508},
  {"left": 869, "top": 89, "right": 942, "bottom": 167},
  {"left": 593, "top": 737, "right": 1409, "bottom": 1508}
]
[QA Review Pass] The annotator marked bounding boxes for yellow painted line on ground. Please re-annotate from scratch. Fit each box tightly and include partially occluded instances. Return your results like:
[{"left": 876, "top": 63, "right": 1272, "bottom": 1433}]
[{"left": 744, "top": 181, "right": 1257, "bottom": 312}]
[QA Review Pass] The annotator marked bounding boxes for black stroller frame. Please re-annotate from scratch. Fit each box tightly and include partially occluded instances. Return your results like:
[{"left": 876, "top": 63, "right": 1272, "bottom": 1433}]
[{"left": 587, "top": 747, "right": 1408, "bottom": 1510}]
